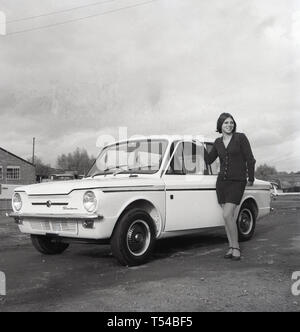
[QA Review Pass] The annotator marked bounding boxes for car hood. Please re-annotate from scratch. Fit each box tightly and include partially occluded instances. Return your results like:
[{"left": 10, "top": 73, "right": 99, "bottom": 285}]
[
  {"left": 16, "top": 176, "right": 163, "bottom": 195},
  {"left": 252, "top": 179, "right": 271, "bottom": 189}
]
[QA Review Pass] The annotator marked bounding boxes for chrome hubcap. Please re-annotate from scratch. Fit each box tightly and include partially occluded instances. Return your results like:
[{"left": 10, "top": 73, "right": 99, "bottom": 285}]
[
  {"left": 238, "top": 208, "right": 253, "bottom": 235},
  {"left": 127, "top": 220, "right": 151, "bottom": 256}
]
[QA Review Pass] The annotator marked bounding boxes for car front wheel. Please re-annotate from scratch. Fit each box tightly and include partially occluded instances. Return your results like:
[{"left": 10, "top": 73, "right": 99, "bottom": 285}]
[
  {"left": 111, "top": 209, "right": 156, "bottom": 266},
  {"left": 237, "top": 203, "right": 256, "bottom": 241},
  {"left": 31, "top": 235, "right": 69, "bottom": 255}
]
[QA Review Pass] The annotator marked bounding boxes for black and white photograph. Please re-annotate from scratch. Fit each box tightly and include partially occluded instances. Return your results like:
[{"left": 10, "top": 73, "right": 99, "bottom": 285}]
[{"left": 0, "top": 0, "right": 299, "bottom": 314}]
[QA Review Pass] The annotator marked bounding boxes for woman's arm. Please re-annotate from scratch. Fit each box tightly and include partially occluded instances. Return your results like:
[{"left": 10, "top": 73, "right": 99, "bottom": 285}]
[
  {"left": 240, "top": 133, "right": 256, "bottom": 183},
  {"left": 204, "top": 141, "right": 218, "bottom": 165}
]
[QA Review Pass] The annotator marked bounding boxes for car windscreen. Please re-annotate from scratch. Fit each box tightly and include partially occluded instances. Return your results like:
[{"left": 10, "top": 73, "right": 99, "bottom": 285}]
[{"left": 88, "top": 139, "right": 168, "bottom": 176}]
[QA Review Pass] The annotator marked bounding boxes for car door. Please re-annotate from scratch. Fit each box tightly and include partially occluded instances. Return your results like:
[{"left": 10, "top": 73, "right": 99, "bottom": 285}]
[{"left": 163, "top": 140, "right": 223, "bottom": 232}]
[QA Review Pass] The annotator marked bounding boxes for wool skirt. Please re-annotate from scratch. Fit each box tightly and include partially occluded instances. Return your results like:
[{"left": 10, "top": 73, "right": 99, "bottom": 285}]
[{"left": 216, "top": 178, "right": 247, "bottom": 205}]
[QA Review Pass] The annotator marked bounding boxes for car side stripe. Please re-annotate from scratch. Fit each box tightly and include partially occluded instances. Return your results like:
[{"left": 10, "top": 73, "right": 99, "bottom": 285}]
[{"left": 23, "top": 187, "right": 270, "bottom": 196}]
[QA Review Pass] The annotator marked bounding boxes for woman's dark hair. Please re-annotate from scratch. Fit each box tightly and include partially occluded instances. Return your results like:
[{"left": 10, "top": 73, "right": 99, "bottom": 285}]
[{"left": 216, "top": 113, "right": 237, "bottom": 133}]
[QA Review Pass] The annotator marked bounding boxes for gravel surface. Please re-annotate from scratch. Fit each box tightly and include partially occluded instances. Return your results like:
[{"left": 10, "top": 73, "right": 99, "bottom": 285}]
[{"left": 0, "top": 196, "right": 299, "bottom": 312}]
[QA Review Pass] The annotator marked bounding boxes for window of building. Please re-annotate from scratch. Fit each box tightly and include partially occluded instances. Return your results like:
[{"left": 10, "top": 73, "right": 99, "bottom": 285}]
[
  {"left": 7, "top": 166, "right": 20, "bottom": 180},
  {"left": 0, "top": 166, "right": 3, "bottom": 180}
]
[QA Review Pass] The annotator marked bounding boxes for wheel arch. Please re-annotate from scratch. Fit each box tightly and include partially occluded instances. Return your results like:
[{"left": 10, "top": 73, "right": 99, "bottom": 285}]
[
  {"left": 239, "top": 196, "right": 258, "bottom": 220},
  {"left": 111, "top": 199, "right": 163, "bottom": 239}
]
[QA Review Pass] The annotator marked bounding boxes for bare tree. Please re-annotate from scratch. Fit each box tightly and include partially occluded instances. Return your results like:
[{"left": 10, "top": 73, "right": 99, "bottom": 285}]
[
  {"left": 27, "top": 156, "right": 53, "bottom": 179},
  {"left": 56, "top": 148, "right": 95, "bottom": 175},
  {"left": 255, "top": 164, "right": 277, "bottom": 181}
]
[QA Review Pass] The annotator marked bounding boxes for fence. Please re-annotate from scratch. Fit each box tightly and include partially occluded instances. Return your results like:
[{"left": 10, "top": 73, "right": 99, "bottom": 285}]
[
  {"left": 0, "top": 199, "right": 11, "bottom": 215},
  {"left": 0, "top": 184, "right": 17, "bottom": 215}
]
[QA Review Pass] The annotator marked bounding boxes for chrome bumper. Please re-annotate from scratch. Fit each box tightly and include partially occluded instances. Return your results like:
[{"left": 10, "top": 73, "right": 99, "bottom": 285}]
[{"left": 8, "top": 212, "right": 103, "bottom": 221}]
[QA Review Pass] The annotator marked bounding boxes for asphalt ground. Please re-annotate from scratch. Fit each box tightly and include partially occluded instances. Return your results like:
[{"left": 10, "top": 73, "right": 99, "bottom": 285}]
[{"left": 0, "top": 195, "right": 299, "bottom": 312}]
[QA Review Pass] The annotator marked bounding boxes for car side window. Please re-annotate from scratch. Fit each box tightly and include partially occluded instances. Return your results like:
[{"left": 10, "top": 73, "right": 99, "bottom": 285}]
[
  {"left": 205, "top": 143, "right": 220, "bottom": 175},
  {"left": 166, "top": 141, "right": 208, "bottom": 175}
]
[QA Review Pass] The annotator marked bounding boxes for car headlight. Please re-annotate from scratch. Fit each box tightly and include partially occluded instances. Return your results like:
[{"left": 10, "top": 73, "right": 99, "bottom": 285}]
[
  {"left": 83, "top": 191, "right": 97, "bottom": 213},
  {"left": 12, "top": 193, "right": 22, "bottom": 212}
]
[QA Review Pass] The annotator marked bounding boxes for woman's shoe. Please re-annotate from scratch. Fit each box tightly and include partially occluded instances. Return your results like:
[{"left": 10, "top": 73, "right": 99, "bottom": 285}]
[
  {"left": 224, "top": 247, "right": 233, "bottom": 259},
  {"left": 231, "top": 247, "right": 241, "bottom": 261}
]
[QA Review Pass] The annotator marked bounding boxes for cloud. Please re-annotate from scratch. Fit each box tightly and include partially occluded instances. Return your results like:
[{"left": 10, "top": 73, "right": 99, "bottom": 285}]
[{"left": 0, "top": 0, "right": 299, "bottom": 171}]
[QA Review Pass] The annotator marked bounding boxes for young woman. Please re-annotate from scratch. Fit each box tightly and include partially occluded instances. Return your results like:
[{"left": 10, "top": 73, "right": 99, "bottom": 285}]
[{"left": 205, "top": 113, "right": 256, "bottom": 260}]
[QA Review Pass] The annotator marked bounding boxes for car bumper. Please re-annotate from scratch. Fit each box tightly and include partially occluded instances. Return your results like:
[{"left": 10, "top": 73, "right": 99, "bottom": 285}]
[
  {"left": 8, "top": 212, "right": 116, "bottom": 240},
  {"left": 9, "top": 212, "right": 103, "bottom": 222}
]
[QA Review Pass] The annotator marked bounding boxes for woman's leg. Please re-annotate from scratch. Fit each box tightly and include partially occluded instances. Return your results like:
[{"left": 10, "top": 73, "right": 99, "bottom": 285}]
[
  {"left": 222, "top": 203, "right": 240, "bottom": 257},
  {"left": 221, "top": 204, "right": 233, "bottom": 249}
]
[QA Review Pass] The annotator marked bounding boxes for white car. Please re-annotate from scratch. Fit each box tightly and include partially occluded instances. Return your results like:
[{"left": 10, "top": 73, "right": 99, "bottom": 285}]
[
  {"left": 10, "top": 136, "right": 271, "bottom": 266},
  {"left": 269, "top": 181, "right": 283, "bottom": 199}
]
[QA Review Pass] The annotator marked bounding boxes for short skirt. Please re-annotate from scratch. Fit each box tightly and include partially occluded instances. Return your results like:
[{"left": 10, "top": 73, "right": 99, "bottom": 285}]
[{"left": 216, "top": 178, "right": 247, "bottom": 205}]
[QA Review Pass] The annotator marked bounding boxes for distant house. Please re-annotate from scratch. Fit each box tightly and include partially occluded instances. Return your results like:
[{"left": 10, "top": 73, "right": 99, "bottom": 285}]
[{"left": 0, "top": 147, "right": 36, "bottom": 185}]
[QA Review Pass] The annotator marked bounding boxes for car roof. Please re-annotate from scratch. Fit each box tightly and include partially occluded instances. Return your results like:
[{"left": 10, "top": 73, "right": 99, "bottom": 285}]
[{"left": 102, "top": 135, "right": 215, "bottom": 149}]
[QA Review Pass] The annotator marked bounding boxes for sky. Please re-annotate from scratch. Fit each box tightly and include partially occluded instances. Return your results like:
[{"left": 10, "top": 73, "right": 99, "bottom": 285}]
[{"left": 0, "top": 0, "right": 299, "bottom": 171}]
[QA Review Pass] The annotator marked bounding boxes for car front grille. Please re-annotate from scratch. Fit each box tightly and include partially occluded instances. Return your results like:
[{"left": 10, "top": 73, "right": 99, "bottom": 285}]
[{"left": 29, "top": 220, "right": 78, "bottom": 234}]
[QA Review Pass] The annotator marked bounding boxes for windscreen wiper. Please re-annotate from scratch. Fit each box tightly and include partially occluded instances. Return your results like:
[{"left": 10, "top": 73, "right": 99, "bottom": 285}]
[{"left": 92, "top": 165, "right": 130, "bottom": 178}]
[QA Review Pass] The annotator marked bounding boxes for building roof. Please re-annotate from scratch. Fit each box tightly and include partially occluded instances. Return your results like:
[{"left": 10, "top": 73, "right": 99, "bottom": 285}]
[{"left": 0, "top": 147, "right": 35, "bottom": 167}]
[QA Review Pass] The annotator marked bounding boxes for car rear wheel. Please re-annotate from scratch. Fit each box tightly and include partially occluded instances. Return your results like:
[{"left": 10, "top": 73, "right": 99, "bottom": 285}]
[
  {"left": 111, "top": 208, "right": 156, "bottom": 266},
  {"left": 237, "top": 203, "right": 256, "bottom": 241},
  {"left": 31, "top": 235, "right": 69, "bottom": 255}
]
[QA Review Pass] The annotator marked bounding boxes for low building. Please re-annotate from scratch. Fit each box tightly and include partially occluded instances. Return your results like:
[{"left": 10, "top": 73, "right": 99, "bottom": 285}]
[{"left": 0, "top": 147, "right": 36, "bottom": 186}]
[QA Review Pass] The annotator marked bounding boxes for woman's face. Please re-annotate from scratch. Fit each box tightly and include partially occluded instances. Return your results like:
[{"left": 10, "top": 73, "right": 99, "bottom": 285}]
[{"left": 222, "top": 117, "right": 235, "bottom": 134}]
